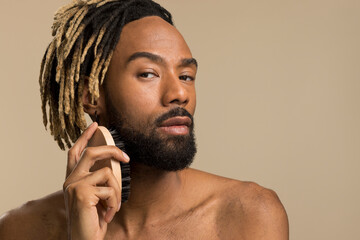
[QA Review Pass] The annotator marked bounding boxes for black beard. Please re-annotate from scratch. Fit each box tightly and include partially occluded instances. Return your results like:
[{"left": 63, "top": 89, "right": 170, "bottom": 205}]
[{"left": 106, "top": 100, "right": 197, "bottom": 171}]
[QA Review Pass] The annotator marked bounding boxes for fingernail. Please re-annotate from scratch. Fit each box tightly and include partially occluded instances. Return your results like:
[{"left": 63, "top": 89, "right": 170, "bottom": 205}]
[
  {"left": 122, "top": 152, "right": 130, "bottom": 161},
  {"left": 118, "top": 203, "right": 121, "bottom": 211}
]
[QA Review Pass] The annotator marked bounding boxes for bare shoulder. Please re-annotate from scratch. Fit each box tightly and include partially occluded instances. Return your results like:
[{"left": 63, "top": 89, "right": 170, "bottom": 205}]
[
  {"left": 227, "top": 180, "right": 289, "bottom": 239},
  {"left": 185, "top": 168, "right": 289, "bottom": 239},
  {"left": 0, "top": 191, "right": 67, "bottom": 240}
]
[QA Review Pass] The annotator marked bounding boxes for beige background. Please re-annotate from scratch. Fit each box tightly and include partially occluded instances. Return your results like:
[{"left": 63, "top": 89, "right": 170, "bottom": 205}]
[{"left": 1, "top": 0, "right": 359, "bottom": 239}]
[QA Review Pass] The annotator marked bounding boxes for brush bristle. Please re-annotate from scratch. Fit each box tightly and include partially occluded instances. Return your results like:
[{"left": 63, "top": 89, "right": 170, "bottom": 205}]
[{"left": 108, "top": 126, "right": 131, "bottom": 203}]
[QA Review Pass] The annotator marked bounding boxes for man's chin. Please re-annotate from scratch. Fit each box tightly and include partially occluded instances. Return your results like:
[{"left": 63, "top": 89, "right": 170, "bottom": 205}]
[
  {"left": 129, "top": 147, "right": 196, "bottom": 172},
  {"left": 124, "top": 135, "right": 197, "bottom": 172}
]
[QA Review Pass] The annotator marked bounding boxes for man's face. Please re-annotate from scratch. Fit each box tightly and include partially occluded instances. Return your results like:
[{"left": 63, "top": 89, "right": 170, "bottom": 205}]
[{"left": 101, "top": 16, "right": 197, "bottom": 170}]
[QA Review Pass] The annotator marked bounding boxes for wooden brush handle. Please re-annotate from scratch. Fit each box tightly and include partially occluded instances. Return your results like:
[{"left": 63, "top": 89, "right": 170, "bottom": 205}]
[{"left": 87, "top": 126, "right": 122, "bottom": 190}]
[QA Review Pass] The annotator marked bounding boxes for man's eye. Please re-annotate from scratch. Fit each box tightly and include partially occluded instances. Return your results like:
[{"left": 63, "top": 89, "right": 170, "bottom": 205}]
[
  {"left": 179, "top": 75, "right": 194, "bottom": 81},
  {"left": 139, "top": 72, "right": 156, "bottom": 78}
]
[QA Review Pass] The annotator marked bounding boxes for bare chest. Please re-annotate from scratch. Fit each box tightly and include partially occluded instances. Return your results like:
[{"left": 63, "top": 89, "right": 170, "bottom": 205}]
[
  {"left": 106, "top": 205, "right": 227, "bottom": 240},
  {"left": 142, "top": 216, "right": 220, "bottom": 240}
]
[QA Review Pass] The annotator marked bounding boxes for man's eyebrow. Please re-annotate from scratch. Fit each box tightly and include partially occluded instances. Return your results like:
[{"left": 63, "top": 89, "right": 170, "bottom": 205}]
[
  {"left": 126, "top": 51, "right": 198, "bottom": 69},
  {"left": 180, "top": 58, "right": 198, "bottom": 69},
  {"left": 126, "top": 52, "right": 163, "bottom": 65}
]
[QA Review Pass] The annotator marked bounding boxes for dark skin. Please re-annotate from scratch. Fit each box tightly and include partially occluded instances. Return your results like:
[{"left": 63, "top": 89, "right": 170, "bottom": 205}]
[{"left": 0, "top": 16, "right": 289, "bottom": 239}]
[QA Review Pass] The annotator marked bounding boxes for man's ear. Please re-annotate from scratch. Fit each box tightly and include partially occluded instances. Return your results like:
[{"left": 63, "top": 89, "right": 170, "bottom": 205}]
[
  {"left": 82, "top": 77, "right": 96, "bottom": 116},
  {"left": 82, "top": 77, "right": 106, "bottom": 122}
]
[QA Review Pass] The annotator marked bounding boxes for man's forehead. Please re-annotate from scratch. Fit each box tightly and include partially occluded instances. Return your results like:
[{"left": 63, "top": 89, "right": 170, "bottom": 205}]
[{"left": 113, "top": 16, "right": 192, "bottom": 62}]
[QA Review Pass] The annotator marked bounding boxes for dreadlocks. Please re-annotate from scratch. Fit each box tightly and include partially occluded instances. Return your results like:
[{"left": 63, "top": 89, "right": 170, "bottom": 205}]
[{"left": 39, "top": 0, "right": 173, "bottom": 150}]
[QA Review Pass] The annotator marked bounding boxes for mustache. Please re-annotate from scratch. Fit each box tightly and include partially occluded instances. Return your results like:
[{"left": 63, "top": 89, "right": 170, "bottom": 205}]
[{"left": 155, "top": 107, "right": 194, "bottom": 127}]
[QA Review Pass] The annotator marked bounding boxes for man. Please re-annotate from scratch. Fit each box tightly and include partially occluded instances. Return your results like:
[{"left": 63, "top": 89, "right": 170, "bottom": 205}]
[{"left": 0, "top": 0, "right": 288, "bottom": 239}]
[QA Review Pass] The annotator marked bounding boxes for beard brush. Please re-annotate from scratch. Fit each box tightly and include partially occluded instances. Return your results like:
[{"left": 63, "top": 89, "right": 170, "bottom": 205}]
[{"left": 87, "top": 126, "right": 131, "bottom": 202}]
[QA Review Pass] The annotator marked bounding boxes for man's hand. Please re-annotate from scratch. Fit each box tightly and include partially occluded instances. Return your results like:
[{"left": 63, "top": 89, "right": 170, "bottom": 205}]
[{"left": 63, "top": 122, "right": 130, "bottom": 240}]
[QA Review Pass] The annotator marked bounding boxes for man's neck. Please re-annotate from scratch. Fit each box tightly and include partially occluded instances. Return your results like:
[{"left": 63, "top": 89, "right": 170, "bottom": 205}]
[{"left": 113, "top": 163, "right": 187, "bottom": 229}]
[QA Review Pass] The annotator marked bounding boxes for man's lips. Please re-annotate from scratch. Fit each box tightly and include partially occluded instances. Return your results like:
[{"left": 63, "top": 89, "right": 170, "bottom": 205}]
[
  {"left": 158, "top": 116, "right": 192, "bottom": 135},
  {"left": 159, "top": 116, "right": 192, "bottom": 127}
]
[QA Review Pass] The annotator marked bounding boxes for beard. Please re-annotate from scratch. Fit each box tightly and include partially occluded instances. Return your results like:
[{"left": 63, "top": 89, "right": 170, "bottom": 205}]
[{"left": 105, "top": 98, "right": 197, "bottom": 171}]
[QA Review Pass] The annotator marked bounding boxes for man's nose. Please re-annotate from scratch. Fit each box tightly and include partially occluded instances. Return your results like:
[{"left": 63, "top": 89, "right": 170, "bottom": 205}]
[{"left": 161, "top": 72, "right": 189, "bottom": 107}]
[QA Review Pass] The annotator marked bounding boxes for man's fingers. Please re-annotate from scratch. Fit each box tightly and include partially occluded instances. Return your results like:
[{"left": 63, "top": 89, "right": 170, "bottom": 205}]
[
  {"left": 85, "top": 167, "right": 122, "bottom": 205},
  {"left": 75, "top": 145, "right": 130, "bottom": 173},
  {"left": 95, "top": 187, "right": 119, "bottom": 223}
]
